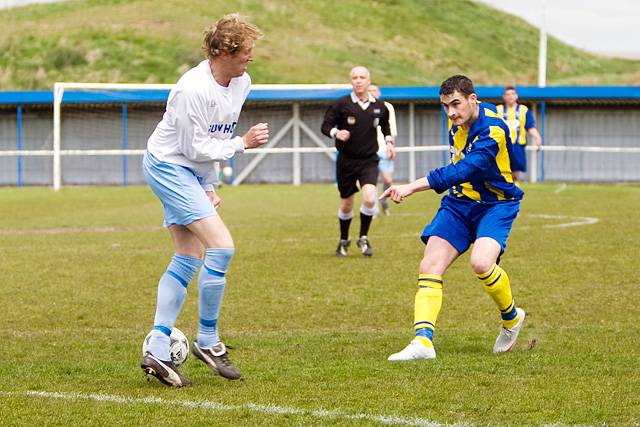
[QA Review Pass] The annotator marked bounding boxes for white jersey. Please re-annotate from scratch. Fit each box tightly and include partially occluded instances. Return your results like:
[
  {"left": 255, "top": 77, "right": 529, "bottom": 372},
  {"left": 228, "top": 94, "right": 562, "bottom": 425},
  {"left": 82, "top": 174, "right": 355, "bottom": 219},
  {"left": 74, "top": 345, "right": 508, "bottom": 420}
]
[
  {"left": 147, "top": 59, "right": 250, "bottom": 189},
  {"left": 377, "top": 101, "right": 397, "bottom": 155}
]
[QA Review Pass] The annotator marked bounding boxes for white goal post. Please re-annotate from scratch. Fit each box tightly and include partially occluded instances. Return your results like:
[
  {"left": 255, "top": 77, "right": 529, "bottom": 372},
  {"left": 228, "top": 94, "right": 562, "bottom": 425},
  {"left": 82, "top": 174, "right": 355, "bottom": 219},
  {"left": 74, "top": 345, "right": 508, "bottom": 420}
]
[{"left": 51, "top": 82, "right": 356, "bottom": 191}]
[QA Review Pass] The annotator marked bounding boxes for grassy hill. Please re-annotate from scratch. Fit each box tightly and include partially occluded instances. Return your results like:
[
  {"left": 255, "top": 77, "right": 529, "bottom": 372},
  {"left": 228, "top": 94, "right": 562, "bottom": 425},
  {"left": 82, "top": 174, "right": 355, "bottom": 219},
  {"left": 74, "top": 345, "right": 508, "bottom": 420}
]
[{"left": 1, "top": 0, "right": 640, "bottom": 89}]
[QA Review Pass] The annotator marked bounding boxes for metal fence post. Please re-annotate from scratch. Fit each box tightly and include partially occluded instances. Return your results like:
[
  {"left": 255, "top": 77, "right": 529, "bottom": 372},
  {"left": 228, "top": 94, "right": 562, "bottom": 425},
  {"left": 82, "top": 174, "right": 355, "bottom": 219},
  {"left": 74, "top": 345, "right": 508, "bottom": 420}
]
[
  {"left": 17, "top": 104, "right": 23, "bottom": 188},
  {"left": 122, "top": 103, "right": 128, "bottom": 186},
  {"left": 540, "top": 101, "right": 546, "bottom": 182},
  {"left": 292, "top": 103, "right": 301, "bottom": 186},
  {"left": 53, "top": 83, "right": 64, "bottom": 191},
  {"left": 441, "top": 105, "right": 448, "bottom": 166},
  {"left": 408, "top": 103, "right": 416, "bottom": 182}
]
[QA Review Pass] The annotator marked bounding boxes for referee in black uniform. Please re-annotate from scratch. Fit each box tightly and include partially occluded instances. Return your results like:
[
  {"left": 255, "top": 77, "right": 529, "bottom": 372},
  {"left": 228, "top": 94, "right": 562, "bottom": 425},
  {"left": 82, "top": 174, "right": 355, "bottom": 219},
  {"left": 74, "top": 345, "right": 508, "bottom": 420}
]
[{"left": 321, "top": 66, "right": 395, "bottom": 257}]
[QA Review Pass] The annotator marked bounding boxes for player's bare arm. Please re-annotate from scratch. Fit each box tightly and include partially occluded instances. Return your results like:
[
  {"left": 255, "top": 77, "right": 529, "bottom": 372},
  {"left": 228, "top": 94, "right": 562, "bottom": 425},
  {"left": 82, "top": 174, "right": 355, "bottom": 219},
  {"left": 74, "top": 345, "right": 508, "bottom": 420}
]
[
  {"left": 386, "top": 137, "right": 396, "bottom": 160},
  {"left": 380, "top": 177, "right": 430, "bottom": 204},
  {"left": 529, "top": 127, "right": 542, "bottom": 151}
]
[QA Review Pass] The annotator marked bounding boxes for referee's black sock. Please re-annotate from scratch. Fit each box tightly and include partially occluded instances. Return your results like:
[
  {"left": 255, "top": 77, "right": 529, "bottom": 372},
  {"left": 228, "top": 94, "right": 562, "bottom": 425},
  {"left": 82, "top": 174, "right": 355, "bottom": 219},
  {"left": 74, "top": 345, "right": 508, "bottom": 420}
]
[
  {"left": 339, "top": 218, "right": 351, "bottom": 240},
  {"left": 338, "top": 208, "right": 353, "bottom": 241},
  {"left": 359, "top": 212, "right": 373, "bottom": 237}
]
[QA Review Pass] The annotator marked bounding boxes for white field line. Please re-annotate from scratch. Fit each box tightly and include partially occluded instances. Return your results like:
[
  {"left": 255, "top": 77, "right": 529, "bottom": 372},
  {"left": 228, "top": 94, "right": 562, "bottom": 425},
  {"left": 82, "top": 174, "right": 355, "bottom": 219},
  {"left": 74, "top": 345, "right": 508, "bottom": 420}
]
[
  {"left": 528, "top": 214, "right": 599, "bottom": 228},
  {"left": 553, "top": 183, "right": 568, "bottom": 194},
  {"left": 0, "top": 390, "right": 450, "bottom": 427},
  {"left": 0, "top": 213, "right": 598, "bottom": 237},
  {"left": 0, "top": 225, "right": 162, "bottom": 235}
]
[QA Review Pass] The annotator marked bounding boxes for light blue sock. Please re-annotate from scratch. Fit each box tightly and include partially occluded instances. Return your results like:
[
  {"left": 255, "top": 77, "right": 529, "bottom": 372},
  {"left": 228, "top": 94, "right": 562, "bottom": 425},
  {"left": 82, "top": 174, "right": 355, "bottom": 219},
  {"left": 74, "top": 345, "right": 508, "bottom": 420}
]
[
  {"left": 146, "top": 254, "right": 201, "bottom": 361},
  {"left": 197, "top": 248, "right": 234, "bottom": 349}
]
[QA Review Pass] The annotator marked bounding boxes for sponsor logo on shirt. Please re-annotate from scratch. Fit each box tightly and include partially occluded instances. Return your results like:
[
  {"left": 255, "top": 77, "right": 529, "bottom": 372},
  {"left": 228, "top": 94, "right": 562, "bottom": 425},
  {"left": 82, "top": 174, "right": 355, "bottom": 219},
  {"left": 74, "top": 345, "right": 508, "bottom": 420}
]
[
  {"left": 208, "top": 122, "right": 238, "bottom": 134},
  {"left": 450, "top": 145, "right": 466, "bottom": 159}
]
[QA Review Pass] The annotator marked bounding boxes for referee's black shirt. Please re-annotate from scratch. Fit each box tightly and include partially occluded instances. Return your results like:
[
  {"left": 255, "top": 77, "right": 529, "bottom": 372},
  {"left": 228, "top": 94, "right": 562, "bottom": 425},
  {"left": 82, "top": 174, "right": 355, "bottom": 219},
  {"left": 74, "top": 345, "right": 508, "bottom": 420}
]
[{"left": 321, "top": 93, "right": 391, "bottom": 159}]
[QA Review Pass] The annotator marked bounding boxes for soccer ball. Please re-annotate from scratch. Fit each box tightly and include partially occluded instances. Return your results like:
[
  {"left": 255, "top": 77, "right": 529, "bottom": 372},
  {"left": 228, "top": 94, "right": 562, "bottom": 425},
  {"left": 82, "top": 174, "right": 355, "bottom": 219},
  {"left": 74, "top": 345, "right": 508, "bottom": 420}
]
[{"left": 142, "top": 327, "right": 190, "bottom": 367}]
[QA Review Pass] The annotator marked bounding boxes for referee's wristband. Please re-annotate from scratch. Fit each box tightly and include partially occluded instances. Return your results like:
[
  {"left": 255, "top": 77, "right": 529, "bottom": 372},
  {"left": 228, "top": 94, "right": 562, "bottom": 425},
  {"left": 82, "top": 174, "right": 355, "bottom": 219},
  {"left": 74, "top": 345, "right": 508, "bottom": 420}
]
[{"left": 385, "top": 138, "right": 394, "bottom": 145}]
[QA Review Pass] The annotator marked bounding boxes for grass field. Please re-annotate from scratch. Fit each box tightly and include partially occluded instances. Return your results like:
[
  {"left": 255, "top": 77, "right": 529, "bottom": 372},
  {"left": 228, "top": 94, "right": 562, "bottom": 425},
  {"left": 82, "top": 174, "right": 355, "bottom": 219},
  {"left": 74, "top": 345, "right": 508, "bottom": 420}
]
[
  {"left": 1, "top": 183, "right": 639, "bottom": 426},
  {"left": 2, "top": 0, "right": 640, "bottom": 89}
]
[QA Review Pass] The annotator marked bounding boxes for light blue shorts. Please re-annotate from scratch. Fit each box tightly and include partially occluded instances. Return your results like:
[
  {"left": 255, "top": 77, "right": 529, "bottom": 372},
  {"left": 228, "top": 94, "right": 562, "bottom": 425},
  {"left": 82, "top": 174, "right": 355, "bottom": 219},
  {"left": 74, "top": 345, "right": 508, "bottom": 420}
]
[
  {"left": 143, "top": 151, "right": 217, "bottom": 228},
  {"left": 377, "top": 151, "right": 394, "bottom": 173}
]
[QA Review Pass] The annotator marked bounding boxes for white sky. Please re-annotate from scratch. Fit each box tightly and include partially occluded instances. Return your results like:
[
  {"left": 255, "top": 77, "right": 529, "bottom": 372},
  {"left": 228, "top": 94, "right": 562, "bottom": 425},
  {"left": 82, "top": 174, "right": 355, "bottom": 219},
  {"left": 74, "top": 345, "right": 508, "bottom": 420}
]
[
  {"left": 0, "top": 0, "right": 64, "bottom": 8},
  {"left": 478, "top": 0, "right": 640, "bottom": 59}
]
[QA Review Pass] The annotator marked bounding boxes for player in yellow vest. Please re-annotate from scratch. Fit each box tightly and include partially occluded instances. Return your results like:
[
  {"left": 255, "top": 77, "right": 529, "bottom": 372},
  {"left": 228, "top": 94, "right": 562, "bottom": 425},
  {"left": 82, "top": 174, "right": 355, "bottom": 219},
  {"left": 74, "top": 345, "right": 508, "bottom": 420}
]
[{"left": 496, "top": 86, "right": 542, "bottom": 181}]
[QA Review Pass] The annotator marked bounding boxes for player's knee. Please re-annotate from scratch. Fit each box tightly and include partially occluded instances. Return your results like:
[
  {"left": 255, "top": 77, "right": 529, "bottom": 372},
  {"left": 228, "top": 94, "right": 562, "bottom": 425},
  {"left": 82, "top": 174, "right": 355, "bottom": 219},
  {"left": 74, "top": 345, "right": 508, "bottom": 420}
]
[
  {"left": 362, "top": 195, "right": 376, "bottom": 207},
  {"left": 469, "top": 255, "right": 494, "bottom": 275},
  {"left": 419, "top": 256, "right": 445, "bottom": 276},
  {"left": 203, "top": 247, "right": 235, "bottom": 277}
]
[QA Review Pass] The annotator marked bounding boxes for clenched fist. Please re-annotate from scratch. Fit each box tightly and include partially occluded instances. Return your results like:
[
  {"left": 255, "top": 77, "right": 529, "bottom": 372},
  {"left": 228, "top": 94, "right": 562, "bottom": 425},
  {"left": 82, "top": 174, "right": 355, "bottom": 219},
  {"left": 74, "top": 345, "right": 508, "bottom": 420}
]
[{"left": 243, "top": 123, "right": 269, "bottom": 149}]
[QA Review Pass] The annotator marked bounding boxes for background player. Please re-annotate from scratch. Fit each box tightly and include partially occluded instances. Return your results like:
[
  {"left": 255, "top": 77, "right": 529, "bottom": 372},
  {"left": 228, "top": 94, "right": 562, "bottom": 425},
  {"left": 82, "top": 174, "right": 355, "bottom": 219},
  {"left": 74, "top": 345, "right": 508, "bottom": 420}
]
[
  {"left": 321, "top": 66, "right": 395, "bottom": 257},
  {"left": 368, "top": 83, "right": 398, "bottom": 216},
  {"left": 382, "top": 75, "right": 526, "bottom": 361},
  {"left": 496, "top": 86, "right": 542, "bottom": 181},
  {"left": 140, "top": 14, "right": 267, "bottom": 386}
]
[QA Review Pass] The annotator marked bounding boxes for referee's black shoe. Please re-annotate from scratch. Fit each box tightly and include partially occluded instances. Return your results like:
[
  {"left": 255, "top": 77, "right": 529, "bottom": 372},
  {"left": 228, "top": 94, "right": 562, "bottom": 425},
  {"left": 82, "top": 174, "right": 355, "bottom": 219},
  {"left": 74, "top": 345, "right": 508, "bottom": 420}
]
[
  {"left": 357, "top": 236, "right": 373, "bottom": 257},
  {"left": 336, "top": 239, "right": 350, "bottom": 257}
]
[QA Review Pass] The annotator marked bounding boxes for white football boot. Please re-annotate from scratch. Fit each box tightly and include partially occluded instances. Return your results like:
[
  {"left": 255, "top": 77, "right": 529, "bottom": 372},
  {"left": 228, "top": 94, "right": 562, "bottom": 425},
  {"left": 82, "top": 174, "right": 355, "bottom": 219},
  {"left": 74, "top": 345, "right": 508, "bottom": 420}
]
[
  {"left": 493, "top": 307, "right": 526, "bottom": 353},
  {"left": 388, "top": 338, "right": 436, "bottom": 361}
]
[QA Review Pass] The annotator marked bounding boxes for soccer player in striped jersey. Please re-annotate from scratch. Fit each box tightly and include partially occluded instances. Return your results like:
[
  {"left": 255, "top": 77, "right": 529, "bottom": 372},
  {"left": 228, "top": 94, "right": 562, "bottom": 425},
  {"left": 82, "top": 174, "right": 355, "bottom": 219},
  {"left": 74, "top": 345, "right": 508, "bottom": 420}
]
[
  {"left": 496, "top": 86, "right": 542, "bottom": 181},
  {"left": 140, "top": 14, "right": 268, "bottom": 386},
  {"left": 382, "top": 75, "right": 526, "bottom": 361}
]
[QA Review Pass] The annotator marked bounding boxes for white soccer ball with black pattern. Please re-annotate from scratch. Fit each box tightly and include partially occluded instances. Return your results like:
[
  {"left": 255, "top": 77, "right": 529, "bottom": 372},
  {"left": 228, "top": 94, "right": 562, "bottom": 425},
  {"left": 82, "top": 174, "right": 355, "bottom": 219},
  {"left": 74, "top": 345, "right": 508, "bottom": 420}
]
[{"left": 142, "top": 327, "right": 190, "bottom": 367}]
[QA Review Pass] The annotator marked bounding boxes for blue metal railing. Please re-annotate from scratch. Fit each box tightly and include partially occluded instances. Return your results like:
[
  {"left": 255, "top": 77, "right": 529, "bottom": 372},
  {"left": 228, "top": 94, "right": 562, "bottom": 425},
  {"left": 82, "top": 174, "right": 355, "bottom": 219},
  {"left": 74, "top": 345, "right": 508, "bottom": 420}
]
[{"left": 3, "top": 86, "right": 640, "bottom": 105}]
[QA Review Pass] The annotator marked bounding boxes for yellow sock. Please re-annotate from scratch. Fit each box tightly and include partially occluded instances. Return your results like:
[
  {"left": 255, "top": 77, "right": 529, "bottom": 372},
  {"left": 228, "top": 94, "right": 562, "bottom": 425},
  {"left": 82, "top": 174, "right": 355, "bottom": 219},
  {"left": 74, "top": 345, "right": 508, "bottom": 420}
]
[
  {"left": 477, "top": 264, "right": 520, "bottom": 329},
  {"left": 413, "top": 274, "right": 443, "bottom": 347}
]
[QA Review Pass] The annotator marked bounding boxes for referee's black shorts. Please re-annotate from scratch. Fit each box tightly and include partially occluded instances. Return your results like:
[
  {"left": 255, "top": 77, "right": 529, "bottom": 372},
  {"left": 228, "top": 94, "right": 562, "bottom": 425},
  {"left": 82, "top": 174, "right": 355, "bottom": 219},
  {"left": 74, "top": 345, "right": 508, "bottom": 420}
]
[{"left": 336, "top": 154, "right": 379, "bottom": 199}]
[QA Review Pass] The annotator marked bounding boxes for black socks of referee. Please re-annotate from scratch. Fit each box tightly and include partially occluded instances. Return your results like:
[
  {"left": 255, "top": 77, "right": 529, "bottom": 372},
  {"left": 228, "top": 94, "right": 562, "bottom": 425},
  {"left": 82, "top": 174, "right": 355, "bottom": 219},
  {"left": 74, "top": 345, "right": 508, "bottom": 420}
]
[
  {"left": 339, "top": 218, "right": 351, "bottom": 240},
  {"left": 338, "top": 206, "right": 375, "bottom": 240},
  {"left": 359, "top": 205, "right": 376, "bottom": 237},
  {"left": 338, "top": 209, "right": 353, "bottom": 241},
  {"left": 359, "top": 212, "right": 372, "bottom": 237}
]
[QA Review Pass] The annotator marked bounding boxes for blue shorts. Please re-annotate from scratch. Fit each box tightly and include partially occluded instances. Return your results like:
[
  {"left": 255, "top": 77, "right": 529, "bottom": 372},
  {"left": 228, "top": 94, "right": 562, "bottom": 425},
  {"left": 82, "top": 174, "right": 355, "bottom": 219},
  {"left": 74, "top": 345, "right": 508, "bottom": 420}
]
[
  {"left": 143, "top": 151, "right": 217, "bottom": 228},
  {"left": 377, "top": 151, "right": 394, "bottom": 174},
  {"left": 510, "top": 144, "right": 527, "bottom": 172},
  {"left": 421, "top": 195, "right": 520, "bottom": 254}
]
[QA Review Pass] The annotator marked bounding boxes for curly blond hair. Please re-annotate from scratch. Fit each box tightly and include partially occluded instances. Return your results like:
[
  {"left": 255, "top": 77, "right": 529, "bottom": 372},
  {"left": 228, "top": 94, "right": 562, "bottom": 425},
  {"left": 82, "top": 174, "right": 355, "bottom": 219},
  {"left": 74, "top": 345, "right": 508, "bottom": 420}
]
[{"left": 202, "top": 13, "right": 263, "bottom": 59}]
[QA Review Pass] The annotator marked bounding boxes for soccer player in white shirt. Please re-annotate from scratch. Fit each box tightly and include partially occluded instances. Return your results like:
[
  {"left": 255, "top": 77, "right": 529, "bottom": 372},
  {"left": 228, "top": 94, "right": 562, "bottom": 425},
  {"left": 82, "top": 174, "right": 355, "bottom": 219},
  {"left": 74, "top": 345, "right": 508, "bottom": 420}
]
[
  {"left": 368, "top": 83, "right": 398, "bottom": 216},
  {"left": 141, "top": 14, "right": 268, "bottom": 387}
]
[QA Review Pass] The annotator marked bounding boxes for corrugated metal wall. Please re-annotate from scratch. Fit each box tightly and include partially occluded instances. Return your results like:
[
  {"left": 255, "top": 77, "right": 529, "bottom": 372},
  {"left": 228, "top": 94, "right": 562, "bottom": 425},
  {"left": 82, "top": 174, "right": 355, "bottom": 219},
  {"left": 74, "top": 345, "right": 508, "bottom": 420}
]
[
  {"left": 1, "top": 101, "right": 639, "bottom": 186},
  {"left": 543, "top": 105, "right": 640, "bottom": 181}
]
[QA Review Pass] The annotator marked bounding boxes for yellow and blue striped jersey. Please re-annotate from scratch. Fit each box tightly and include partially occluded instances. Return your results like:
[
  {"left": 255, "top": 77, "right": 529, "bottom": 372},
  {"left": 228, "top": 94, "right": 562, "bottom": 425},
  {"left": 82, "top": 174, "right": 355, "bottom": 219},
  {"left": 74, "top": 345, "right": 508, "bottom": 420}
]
[
  {"left": 427, "top": 102, "right": 523, "bottom": 203},
  {"left": 495, "top": 103, "right": 536, "bottom": 146}
]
